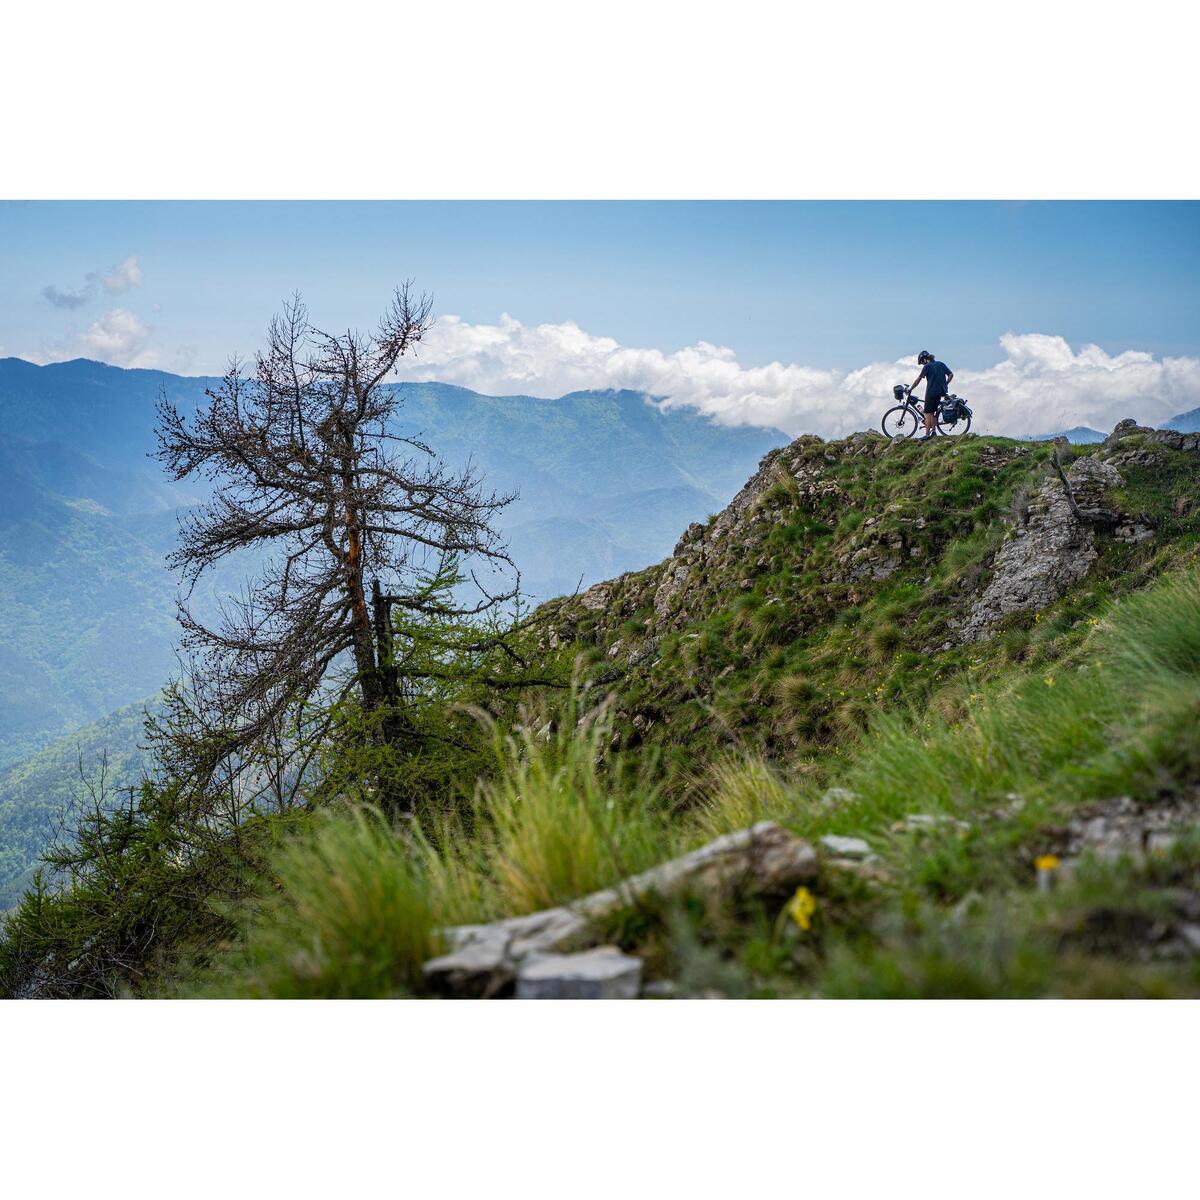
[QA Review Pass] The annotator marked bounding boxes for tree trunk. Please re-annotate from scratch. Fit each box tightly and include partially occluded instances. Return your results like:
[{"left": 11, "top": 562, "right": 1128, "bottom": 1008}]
[{"left": 343, "top": 479, "right": 381, "bottom": 714}]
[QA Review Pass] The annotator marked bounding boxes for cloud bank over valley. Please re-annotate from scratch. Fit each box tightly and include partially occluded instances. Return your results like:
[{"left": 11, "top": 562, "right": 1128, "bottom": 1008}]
[{"left": 397, "top": 315, "right": 1198, "bottom": 437}]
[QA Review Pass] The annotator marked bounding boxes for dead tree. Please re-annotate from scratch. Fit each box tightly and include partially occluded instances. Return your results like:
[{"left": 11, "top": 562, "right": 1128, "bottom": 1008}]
[{"left": 152, "top": 286, "right": 518, "bottom": 806}]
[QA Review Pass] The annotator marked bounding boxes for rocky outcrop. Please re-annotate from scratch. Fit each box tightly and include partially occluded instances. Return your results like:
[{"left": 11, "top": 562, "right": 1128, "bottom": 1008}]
[
  {"left": 422, "top": 822, "right": 817, "bottom": 997},
  {"left": 1104, "top": 418, "right": 1200, "bottom": 466},
  {"left": 959, "top": 455, "right": 1125, "bottom": 643},
  {"left": 960, "top": 420, "right": 1199, "bottom": 642}
]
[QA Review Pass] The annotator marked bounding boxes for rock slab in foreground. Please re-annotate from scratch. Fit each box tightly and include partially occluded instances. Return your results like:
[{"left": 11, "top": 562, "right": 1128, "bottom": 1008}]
[
  {"left": 516, "top": 947, "right": 643, "bottom": 999},
  {"left": 423, "top": 821, "right": 816, "bottom": 998}
]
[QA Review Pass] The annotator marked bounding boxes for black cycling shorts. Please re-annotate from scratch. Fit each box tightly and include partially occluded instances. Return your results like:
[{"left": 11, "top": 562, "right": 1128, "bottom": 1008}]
[{"left": 924, "top": 393, "right": 944, "bottom": 414}]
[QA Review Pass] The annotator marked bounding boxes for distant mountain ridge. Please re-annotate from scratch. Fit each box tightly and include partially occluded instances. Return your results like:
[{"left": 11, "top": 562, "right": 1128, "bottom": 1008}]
[
  {"left": 1023, "top": 426, "right": 1108, "bottom": 444},
  {"left": 0, "top": 359, "right": 786, "bottom": 772},
  {"left": 1163, "top": 406, "right": 1200, "bottom": 433}
]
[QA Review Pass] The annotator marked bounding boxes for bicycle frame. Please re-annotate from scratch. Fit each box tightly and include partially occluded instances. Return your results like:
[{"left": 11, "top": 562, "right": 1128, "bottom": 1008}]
[{"left": 882, "top": 386, "right": 972, "bottom": 439}]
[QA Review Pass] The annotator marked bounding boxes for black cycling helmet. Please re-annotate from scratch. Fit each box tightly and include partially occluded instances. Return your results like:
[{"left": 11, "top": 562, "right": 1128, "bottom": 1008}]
[{"left": 917, "top": 350, "right": 934, "bottom": 365}]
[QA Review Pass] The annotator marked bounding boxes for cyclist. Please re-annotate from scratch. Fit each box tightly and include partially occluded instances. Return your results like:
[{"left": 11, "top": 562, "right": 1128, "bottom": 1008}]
[{"left": 908, "top": 350, "right": 954, "bottom": 440}]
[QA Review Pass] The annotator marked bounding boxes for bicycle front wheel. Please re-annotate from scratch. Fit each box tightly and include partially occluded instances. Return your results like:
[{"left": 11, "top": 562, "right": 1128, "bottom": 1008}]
[{"left": 882, "top": 405, "right": 919, "bottom": 439}]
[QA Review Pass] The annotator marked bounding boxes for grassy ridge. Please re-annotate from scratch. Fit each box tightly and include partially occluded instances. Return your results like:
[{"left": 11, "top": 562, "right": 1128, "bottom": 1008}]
[{"left": 176, "top": 562, "right": 1200, "bottom": 998}]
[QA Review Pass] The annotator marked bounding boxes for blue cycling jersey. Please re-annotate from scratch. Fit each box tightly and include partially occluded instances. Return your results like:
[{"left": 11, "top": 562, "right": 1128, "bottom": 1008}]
[{"left": 917, "top": 360, "right": 952, "bottom": 399}]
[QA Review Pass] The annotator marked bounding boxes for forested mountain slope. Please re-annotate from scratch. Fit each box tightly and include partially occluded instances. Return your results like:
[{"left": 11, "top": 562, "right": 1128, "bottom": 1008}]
[{"left": 0, "top": 361, "right": 784, "bottom": 907}]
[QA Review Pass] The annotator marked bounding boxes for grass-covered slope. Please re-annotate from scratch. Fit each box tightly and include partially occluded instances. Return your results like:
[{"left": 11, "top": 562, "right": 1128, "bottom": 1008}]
[
  {"left": 5, "top": 420, "right": 1199, "bottom": 997},
  {"left": 156, "top": 422, "right": 1200, "bottom": 999},
  {"left": 172, "top": 559, "right": 1200, "bottom": 999},
  {"left": 539, "top": 424, "right": 1200, "bottom": 775}
]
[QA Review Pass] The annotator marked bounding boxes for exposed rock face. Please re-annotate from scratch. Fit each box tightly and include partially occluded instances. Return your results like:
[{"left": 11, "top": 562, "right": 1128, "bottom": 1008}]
[
  {"left": 1104, "top": 418, "right": 1200, "bottom": 466},
  {"left": 959, "top": 456, "right": 1125, "bottom": 643},
  {"left": 423, "top": 822, "right": 817, "bottom": 998}
]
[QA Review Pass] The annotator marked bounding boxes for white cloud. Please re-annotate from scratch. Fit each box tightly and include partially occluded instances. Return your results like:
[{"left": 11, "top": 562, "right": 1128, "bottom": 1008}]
[
  {"left": 80, "top": 308, "right": 153, "bottom": 366},
  {"left": 26, "top": 307, "right": 199, "bottom": 372},
  {"left": 395, "top": 315, "right": 1200, "bottom": 437},
  {"left": 96, "top": 255, "right": 143, "bottom": 294}
]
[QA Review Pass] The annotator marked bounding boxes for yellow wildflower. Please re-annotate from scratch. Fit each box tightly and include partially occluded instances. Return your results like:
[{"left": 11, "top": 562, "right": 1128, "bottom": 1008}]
[
  {"left": 1035, "top": 854, "right": 1060, "bottom": 872},
  {"left": 786, "top": 886, "right": 817, "bottom": 932},
  {"left": 1044, "top": 675, "right": 1055, "bottom": 687}
]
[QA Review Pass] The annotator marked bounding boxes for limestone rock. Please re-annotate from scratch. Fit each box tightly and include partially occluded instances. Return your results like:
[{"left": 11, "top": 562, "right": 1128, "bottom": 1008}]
[
  {"left": 1103, "top": 418, "right": 1154, "bottom": 447},
  {"left": 959, "top": 456, "right": 1124, "bottom": 642},
  {"left": 1058, "top": 795, "right": 1200, "bottom": 868},
  {"left": 423, "top": 927, "right": 513, "bottom": 998},
  {"left": 579, "top": 581, "right": 613, "bottom": 612},
  {"left": 893, "top": 813, "right": 970, "bottom": 834},
  {"left": 515, "top": 947, "right": 643, "bottom": 999}
]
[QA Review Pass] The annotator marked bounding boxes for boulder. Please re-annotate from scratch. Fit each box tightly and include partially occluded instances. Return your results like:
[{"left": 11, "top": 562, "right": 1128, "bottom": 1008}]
[
  {"left": 515, "top": 947, "right": 643, "bottom": 999},
  {"left": 423, "top": 927, "right": 514, "bottom": 999}
]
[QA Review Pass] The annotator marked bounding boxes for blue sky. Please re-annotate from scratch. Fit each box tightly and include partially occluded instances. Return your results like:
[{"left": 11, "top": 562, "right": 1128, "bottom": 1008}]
[{"left": 2, "top": 201, "right": 1198, "bottom": 435}]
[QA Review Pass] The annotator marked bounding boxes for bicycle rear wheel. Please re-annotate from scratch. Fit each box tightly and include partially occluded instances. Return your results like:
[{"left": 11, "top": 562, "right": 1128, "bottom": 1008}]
[
  {"left": 882, "top": 405, "right": 919, "bottom": 439},
  {"left": 935, "top": 409, "right": 972, "bottom": 436}
]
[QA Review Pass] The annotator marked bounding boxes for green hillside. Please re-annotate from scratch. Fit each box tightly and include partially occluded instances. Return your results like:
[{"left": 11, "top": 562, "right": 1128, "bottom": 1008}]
[
  {"left": 0, "top": 700, "right": 154, "bottom": 910},
  {"left": 0, "top": 361, "right": 784, "bottom": 772},
  {"left": 541, "top": 424, "right": 1200, "bottom": 769}
]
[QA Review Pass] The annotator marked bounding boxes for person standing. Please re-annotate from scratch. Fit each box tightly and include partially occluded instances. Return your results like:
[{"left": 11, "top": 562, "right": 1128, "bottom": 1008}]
[{"left": 909, "top": 350, "right": 954, "bottom": 439}]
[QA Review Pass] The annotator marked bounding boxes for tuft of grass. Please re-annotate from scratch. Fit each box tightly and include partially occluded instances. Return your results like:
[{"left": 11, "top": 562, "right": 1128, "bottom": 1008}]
[
  {"left": 686, "top": 755, "right": 800, "bottom": 842},
  {"left": 188, "top": 805, "right": 439, "bottom": 999},
  {"left": 870, "top": 621, "right": 902, "bottom": 656},
  {"left": 775, "top": 673, "right": 819, "bottom": 712},
  {"left": 475, "top": 702, "right": 668, "bottom": 914}
]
